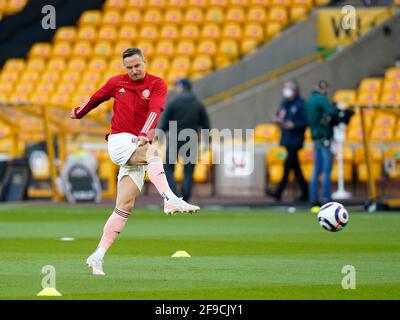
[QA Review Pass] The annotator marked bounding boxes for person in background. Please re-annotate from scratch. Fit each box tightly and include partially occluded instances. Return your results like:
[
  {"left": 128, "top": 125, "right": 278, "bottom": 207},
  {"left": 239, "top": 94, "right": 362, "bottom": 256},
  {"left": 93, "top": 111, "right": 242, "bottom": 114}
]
[
  {"left": 267, "top": 80, "right": 309, "bottom": 202},
  {"left": 304, "top": 80, "right": 338, "bottom": 210},
  {"left": 158, "top": 78, "right": 210, "bottom": 202}
]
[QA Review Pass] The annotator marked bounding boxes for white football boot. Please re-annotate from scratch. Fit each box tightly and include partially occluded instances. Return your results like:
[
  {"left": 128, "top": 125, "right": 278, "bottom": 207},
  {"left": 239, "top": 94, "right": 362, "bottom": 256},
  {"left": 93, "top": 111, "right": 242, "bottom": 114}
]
[
  {"left": 86, "top": 253, "right": 105, "bottom": 276},
  {"left": 164, "top": 198, "right": 200, "bottom": 215}
]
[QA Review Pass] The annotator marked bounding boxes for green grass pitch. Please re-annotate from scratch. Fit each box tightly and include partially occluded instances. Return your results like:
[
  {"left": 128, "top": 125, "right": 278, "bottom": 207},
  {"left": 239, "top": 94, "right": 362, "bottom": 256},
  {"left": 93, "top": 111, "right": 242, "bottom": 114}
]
[{"left": 0, "top": 203, "right": 399, "bottom": 300}]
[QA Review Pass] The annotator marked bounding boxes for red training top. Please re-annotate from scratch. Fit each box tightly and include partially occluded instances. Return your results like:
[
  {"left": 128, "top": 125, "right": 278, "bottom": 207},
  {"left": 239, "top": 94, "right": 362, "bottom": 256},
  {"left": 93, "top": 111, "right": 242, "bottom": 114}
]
[{"left": 73, "top": 73, "right": 167, "bottom": 141}]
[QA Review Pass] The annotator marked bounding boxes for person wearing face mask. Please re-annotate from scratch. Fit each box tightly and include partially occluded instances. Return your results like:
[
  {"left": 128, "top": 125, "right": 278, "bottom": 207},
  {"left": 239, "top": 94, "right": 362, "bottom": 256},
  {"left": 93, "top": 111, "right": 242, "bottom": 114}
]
[
  {"left": 304, "top": 80, "right": 339, "bottom": 209},
  {"left": 266, "top": 80, "right": 309, "bottom": 202}
]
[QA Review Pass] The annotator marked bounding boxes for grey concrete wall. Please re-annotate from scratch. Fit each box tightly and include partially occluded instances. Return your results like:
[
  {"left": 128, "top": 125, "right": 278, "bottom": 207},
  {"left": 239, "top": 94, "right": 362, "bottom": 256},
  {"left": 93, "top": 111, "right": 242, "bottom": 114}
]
[
  {"left": 191, "top": 15, "right": 317, "bottom": 100},
  {"left": 207, "top": 13, "right": 400, "bottom": 130}
]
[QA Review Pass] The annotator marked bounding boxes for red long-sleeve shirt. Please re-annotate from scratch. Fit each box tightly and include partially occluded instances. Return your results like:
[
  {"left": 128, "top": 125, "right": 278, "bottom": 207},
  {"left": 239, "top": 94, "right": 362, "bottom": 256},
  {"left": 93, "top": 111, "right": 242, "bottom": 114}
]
[{"left": 73, "top": 73, "right": 167, "bottom": 141}]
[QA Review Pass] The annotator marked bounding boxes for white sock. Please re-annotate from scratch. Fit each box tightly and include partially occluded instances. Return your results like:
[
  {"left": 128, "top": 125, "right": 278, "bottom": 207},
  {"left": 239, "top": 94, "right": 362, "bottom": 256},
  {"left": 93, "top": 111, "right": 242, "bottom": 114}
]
[
  {"left": 162, "top": 190, "right": 180, "bottom": 202},
  {"left": 94, "top": 246, "right": 107, "bottom": 260}
]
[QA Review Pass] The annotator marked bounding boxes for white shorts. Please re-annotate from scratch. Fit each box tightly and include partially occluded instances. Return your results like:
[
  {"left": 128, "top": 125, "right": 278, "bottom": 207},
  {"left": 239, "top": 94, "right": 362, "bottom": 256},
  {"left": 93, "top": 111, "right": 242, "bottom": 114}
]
[{"left": 107, "top": 132, "right": 146, "bottom": 191}]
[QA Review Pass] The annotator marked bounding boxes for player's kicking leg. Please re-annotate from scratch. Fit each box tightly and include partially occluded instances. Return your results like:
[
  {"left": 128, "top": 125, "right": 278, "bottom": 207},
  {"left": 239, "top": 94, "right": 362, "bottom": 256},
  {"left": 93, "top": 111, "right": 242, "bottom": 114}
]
[
  {"left": 127, "top": 144, "right": 200, "bottom": 215},
  {"left": 86, "top": 176, "right": 139, "bottom": 275}
]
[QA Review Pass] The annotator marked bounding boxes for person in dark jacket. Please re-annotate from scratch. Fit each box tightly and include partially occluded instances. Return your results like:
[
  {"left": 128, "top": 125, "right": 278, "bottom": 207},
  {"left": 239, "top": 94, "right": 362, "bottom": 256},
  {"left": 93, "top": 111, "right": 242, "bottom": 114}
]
[
  {"left": 304, "top": 80, "right": 338, "bottom": 208},
  {"left": 158, "top": 78, "right": 210, "bottom": 202},
  {"left": 267, "top": 80, "right": 309, "bottom": 202}
]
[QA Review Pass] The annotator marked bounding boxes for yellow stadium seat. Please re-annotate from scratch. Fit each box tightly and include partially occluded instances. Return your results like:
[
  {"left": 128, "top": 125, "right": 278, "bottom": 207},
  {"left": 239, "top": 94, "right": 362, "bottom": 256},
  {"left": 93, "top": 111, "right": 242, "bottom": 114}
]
[
  {"left": 118, "top": 26, "right": 137, "bottom": 41},
  {"left": 292, "top": 0, "right": 313, "bottom": 9},
  {"left": 159, "top": 24, "right": 180, "bottom": 40},
  {"left": 87, "top": 57, "right": 108, "bottom": 71},
  {"left": 271, "top": 0, "right": 291, "bottom": 7},
  {"left": 79, "top": 10, "right": 102, "bottom": 26},
  {"left": 77, "top": 82, "right": 98, "bottom": 94},
  {"left": 193, "top": 164, "right": 211, "bottom": 183},
  {"left": 184, "top": 8, "right": 204, "bottom": 24},
  {"left": 382, "top": 79, "right": 400, "bottom": 93},
  {"left": 150, "top": 57, "right": 170, "bottom": 74},
  {"left": 20, "top": 72, "right": 40, "bottom": 84},
  {"left": 359, "top": 78, "right": 382, "bottom": 93},
  {"left": 5, "top": 0, "right": 27, "bottom": 14},
  {"left": 243, "top": 22, "right": 264, "bottom": 43},
  {"left": 265, "top": 23, "right": 283, "bottom": 39},
  {"left": 205, "top": 7, "right": 225, "bottom": 24},
  {"left": 247, "top": 6, "right": 268, "bottom": 23},
  {"left": 155, "top": 40, "right": 175, "bottom": 57},
  {"left": 209, "top": 0, "right": 229, "bottom": 7},
  {"left": 104, "top": 0, "right": 126, "bottom": 9},
  {"left": 136, "top": 41, "right": 155, "bottom": 58},
  {"left": 8, "top": 92, "right": 30, "bottom": 104},
  {"left": 143, "top": 9, "right": 163, "bottom": 24},
  {"left": 266, "top": 146, "right": 287, "bottom": 184},
  {"left": 61, "top": 71, "right": 81, "bottom": 83},
  {"left": 251, "top": 0, "right": 271, "bottom": 6},
  {"left": 0, "top": 71, "right": 19, "bottom": 83},
  {"left": 113, "top": 40, "right": 132, "bottom": 56},
  {"left": 374, "top": 112, "right": 397, "bottom": 128},
  {"left": 102, "top": 10, "right": 122, "bottom": 26},
  {"left": 176, "top": 40, "right": 196, "bottom": 57},
  {"left": 230, "top": 0, "right": 251, "bottom": 6},
  {"left": 191, "top": 56, "right": 213, "bottom": 74},
  {"left": 35, "top": 82, "right": 56, "bottom": 94},
  {"left": 171, "top": 56, "right": 191, "bottom": 73},
  {"left": 40, "top": 71, "right": 60, "bottom": 83},
  {"left": 26, "top": 58, "right": 46, "bottom": 72},
  {"left": 268, "top": 6, "right": 289, "bottom": 25},
  {"left": 201, "top": 23, "right": 221, "bottom": 40},
  {"left": 304, "top": 127, "right": 312, "bottom": 142},
  {"left": 188, "top": 0, "right": 208, "bottom": 8},
  {"left": 346, "top": 127, "right": 364, "bottom": 143},
  {"left": 139, "top": 25, "right": 159, "bottom": 41},
  {"left": 332, "top": 90, "right": 357, "bottom": 107},
  {"left": 3, "top": 58, "right": 25, "bottom": 71},
  {"left": 67, "top": 57, "right": 87, "bottom": 71},
  {"left": 385, "top": 67, "right": 400, "bottom": 81},
  {"left": 168, "top": 0, "right": 187, "bottom": 7},
  {"left": 380, "top": 92, "right": 400, "bottom": 107},
  {"left": 0, "top": 82, "right": 14, "bottom": 93},
  {"left": 97, "top": 26, "right": 117, "bottom": 41},
  {"left": 331, "top": 146, "right": 353, "bottom": 182},
  {"left": 226, "top": 7, "right": 246, "bottom": 23},
  {"left": 72, "top": 41, "right": 93, "bottom": 58},
  {"left": 354, "top": 146, "right": 383, "bottom": 182},
  {"left": 299, "top": 146, "right": 314, "bottom": 182},
  {"left": 127, "top": 0, "right": 146, "bottom": 9},
  {"left": 28, "top": 43, "right": 52, "bottom": 59},
  {"left": 357, "top": 92, "right": 380, "bottom": 106},
  {"left": 30, "top": 92, "right": 49, "bottom": 105},
  {"left": 370, "top": 127, "right": 394, "bottom": 143},
  {"left": 216, "top": 39, "right": 239, "bottom": 68},
  {"left": 56, "top": 82, "right": 76, "bottom": 94},
  {"left": 108, "top": 57, "right": 124, "bottom": 72},
  {"left": 122, "top": 9, "right": 142, "bottom": 24},
  {"left": 15, "top": 82, "right": 34, "bottom": 94},
  {"left": 93, "top": 41, "right": 113, "bottom": 57},
  {"left": 53, "top": 26, "right": 77, "bottom": 43},
  {"left": 222, "top": 23, "right": 243, "bottom": 39},
  {"left": 290, "top": 5, "right": 308, "bottom": 23},
  {"left": 81, "top": 72, "right": 103, "bottom": 85},
  {"left": 46, "top": 58, "right": 66, "bottom": 72},
  {"left": 166, "top": 70, "right": 188, "bottom": 85},
  {"left": 254, "top": 123, "right": 280, "bottom": 143},
  {"left": 51, "top": 41, "right": 72, "bottom": 58},
  {"left": 148, "top": 0, "right": 168, "bottom": 8},
  {"left": 77, "top": 25, "right": 97, "bottom": 42},
  {"left": 164, "top": 8, "right": 183, "bottom": 24},
  {"left": 197, "top": 40, "right": 217, "bottom": 56},
  {"left": 180, "top": 24, "right": 200, "bottom": 40}
]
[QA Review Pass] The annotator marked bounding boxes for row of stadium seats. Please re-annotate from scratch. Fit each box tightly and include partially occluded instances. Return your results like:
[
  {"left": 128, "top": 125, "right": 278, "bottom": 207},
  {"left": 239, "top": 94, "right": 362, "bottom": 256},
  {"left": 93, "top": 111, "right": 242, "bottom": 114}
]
[
  {"left": 266, "top": 145, "right": 400, "bottom": 184},
  {"left": 101, "top": 0, "right": 330, "bottom": 11},
  {"left": 0, "top": 0, "right": 26, "bottom": 20},
  {"left": 333, "top": 68, "right": 400, "bottom": 107},
  {"left": 254, "top": 115, "right": 400, "bottom": 144},
  {"left": 78, "top": 6, "right": 307, "bottom": 27}
]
